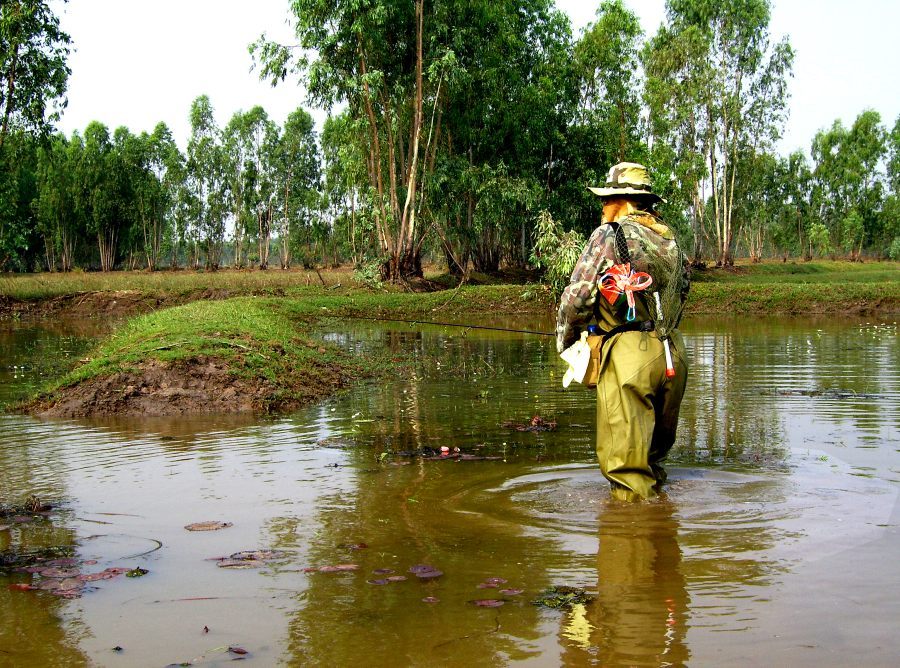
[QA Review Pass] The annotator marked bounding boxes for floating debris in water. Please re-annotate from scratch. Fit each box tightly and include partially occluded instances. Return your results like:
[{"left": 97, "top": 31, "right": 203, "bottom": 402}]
[
  {"left": 484, "top": 577, "right": 508, "bottom": 585},
  {"left": 502, "top": 415, "right": 557, "bottom": 432},
  {"left": 471, "top": 599, "right": 505, "bottom": 608},
  {"left": 372, "top": 568, "right": 395, "bottom": 575},
  {"left": 409, "top": 564, "right": 443, "bottom": 579},
  {"left": 422, "top": 596, "right": 440, "bottom": 604},
  {"left": 184, "top": 521, "right": 233, "bottom": 532},
  {"left": 499, "top": 588, "right": 524, "bottom": 596},
  {"left": 215, "top": 549, "right": 289, "bottom": 569},
  {"left": 532, "top": 586, "right": 594, "bottom": 610},
  {"left": 125, "top": 567, "right": 149, "bottom": 578},
  {"left": 338, "top": 542, "right": 368, "bottom": 551},
  {"left": 315, "top": 564, "right": 359, "bottom": 573},
  {"left": 476, "top": 582, "right": 498, "bottom": 589},
  {"left": 386, "top": 575, "right": 407, "bottom": 582},
  {"left": 367, "top": 578, "right": 390, "bottom": 585},
  {"left": 394, "top": 446, "right": 501, "bottom": 462}
]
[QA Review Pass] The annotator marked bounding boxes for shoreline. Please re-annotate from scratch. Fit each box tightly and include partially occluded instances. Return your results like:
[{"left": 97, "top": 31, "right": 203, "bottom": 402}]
[{"left": 6, "top": 267, "right": 899, "bottom": 418}]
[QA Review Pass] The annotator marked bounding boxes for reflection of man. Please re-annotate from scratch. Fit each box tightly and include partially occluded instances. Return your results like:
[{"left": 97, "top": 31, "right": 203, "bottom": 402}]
[
  {"left": 562, "top": 499, "right": 690, "bottom": 666},
  {"left": 557, "top": 162, "right": 689, "bottom": 501}
]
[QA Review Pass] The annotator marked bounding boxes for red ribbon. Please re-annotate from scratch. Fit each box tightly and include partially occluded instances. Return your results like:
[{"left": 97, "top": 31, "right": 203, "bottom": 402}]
[{"left": 599, "top": 262, "right": 653, "bottom": 321}]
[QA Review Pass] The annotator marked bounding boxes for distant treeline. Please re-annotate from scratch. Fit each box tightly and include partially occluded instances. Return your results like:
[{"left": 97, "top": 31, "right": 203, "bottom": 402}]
[{"left": 2, "top": 0, "right": 899, "bottom": 276}]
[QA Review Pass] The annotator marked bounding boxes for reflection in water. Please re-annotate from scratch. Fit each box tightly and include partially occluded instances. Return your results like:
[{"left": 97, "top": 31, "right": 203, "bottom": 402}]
[
  {"left": 0, "top": 314, "right": 897, "bottom": 665},
  {"left": 562, "top": 499, "right": 689, "bottom": 667}
]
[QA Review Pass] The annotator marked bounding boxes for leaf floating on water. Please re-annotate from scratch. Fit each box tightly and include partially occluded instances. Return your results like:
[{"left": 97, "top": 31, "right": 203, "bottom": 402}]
[
  {"left": 125, "top": 567, "right": 149, "bottom": 578},
  {"left": 217, "top": 549, "right": 289, "bottom": 569},
  {"left": 45, "top": 558, "right": 79, "bottom": 567},
  {"left": 476, "top": 583, "right": 498, "bottom": 589},
  {"left": 338, "top": 542, "right": 368, "bottom": 551},
  {"left": 471, "top": 599, "right": 505, "bottom": 608},
  {"left": 408, "top": 564, "right": 437, "bottom": 574},
  {"left": 386, "top": 575, "right": 407, "bottom": 582},
  {"left": 422, "top": 596, "right": 440, "bottom": 604},
  {"left": 230, "top": 550, "right": 287, "bottom": 562},
  {"left": 415, "top": 569, "right": 443, "bottom": 580},
  {"left": 54, "top": 578, "right": 84, "bottom": 592},
  {"left": 367, "top": 578, "right": 390, "bottom": 585},
  {"left": 38, "top": 567, "right": 79, "bottom": 579},
  {"left": 484, "top": 577, "right": 508, "bottom": 585},
  {"left": 228, "top": 647, "right": 248, "bottom": 655},
  {"left": 315, "top": 564, "right": 359, "bottom": 573},
  {"left": 185, "top": 521, "right": 233, "bottom": 532},
  {"left": 372, "top": 568, "right": 395, "bottom": 575},
  {"left": 499, "top": 588, "right": 524, "bottom": 596},
  {"left": 216, "top": 559, "right": 262, "bottom": 569}
]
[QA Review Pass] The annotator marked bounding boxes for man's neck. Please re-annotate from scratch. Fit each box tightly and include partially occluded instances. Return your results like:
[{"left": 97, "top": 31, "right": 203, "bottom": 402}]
[{"left": 602, "top": 199, "right": 641, "bottom": 223}]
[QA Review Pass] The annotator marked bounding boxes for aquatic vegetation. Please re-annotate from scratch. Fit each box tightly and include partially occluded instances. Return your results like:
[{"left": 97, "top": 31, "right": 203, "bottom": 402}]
[{"left": 532, "top": 586, "right": 595, "bottom": 610}]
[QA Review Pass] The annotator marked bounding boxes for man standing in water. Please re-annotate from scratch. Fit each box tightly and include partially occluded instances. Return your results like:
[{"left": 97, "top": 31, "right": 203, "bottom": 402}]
[{"left": 557, "top": 162, "right": 689, "bottom": 501}]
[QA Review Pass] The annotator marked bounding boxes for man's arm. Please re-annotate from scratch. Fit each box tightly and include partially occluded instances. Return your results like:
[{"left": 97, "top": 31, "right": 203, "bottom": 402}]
[{"left": 555, "top": 225, "right": 616, "bottom": 353}]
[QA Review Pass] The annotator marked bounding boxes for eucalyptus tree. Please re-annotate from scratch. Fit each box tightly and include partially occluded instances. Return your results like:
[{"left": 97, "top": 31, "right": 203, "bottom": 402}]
[
  {"left": 643, "top": 0, "right": 793, "bottom": 266},
  {"left": 0, "top": 0, "right": 71, "bottom": 150},
  {"left": 33, "top": 132, "right": 77, "bottom": 270},
  {"left": 0, "top": 130, "right": 40, "bottom": 270},
  {"left": 887, "top": 115, "right": 900, "bottom": 258},
  {"left": 273, "top": 107, "right": 319, "bottom": 268},
  {"left": 254, "top": 0, "right": 455, "bottom": 279},
  {"left": 321, "top": 111, "right": 372, "bottom": 266},
  {"left": 74, "top": 121, "right": 122, "bottom": 271},
  {"left": 223, "top": 110, "right": 252, "bottom": 268},
  {"left": 811, "top": 110, "right": 888, "bottom": 260},
  {"left": 236, "top": 106, "right": 279, "bottom": 269},
  {"left": 423, "top": 0, "right": 572, "bottom": 273},
  {"left": 138, "top": 123, "right": 181, "bottom": 270},
  {"left": 186, "top": 95, "right": 229, "bottom": 269},
  {"left": 553, "top": 0, "right": 646, "bottom": 236}
]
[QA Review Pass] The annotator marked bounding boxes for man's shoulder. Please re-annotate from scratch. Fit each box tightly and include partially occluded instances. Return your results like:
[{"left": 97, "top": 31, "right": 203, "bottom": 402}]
[{"left": 620, "top": 213, "right": 675, "bottom": 241}]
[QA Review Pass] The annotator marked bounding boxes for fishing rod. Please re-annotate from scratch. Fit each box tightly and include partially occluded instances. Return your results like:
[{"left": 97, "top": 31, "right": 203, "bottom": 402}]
[{"left": 342, "top": 314, "right": 554, "bottom": 337}]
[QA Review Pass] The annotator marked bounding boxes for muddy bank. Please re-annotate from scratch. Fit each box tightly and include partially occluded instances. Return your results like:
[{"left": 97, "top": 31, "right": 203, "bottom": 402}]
[
  {"left": 17, "top": 297, "right": 376, "bottom": 418},
  {"left": 27, "top": 354, "right": 356, "bottom": 418},
  {"left": 0, "top": 288, "right": 239, "bottom": 320}
]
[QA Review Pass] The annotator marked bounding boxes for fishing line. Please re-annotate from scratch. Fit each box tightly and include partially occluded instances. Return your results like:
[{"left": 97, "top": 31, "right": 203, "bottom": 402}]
[{"left": 341, "top": 315, "right": 554, "bottom": 337}]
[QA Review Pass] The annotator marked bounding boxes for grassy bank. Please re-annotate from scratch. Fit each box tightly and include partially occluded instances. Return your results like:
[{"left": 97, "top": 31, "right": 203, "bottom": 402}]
[
  {"left": 26, "top": 297, "right": 385, "bottom": 416},
  {"left": 0, "top": 267, "right": 364, "bottom": 301},
  {"left": 20, "top": 264, "right": 899, "bottom": 416},
  {"left": 2, "top": 260, "right": 898, "bottom": 319}
]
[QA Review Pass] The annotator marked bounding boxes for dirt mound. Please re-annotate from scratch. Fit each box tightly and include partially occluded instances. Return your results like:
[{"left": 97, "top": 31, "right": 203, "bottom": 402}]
[
  {"left": 31, "top": 355, "right": 346, "bottom": 418},
  {"left": 1, "top": 289, "right": 236, "bottom": 320}
]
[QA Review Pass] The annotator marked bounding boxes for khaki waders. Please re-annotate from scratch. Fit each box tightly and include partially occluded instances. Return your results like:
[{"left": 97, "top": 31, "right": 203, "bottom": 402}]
[{"left": 596, "top": 330, "right": 688, "bottom": 501}]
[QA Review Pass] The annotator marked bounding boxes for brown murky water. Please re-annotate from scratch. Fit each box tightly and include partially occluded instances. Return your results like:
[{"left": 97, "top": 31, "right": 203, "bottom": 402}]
[{"left": 1, "top": 315, "right": 898, "bottom": 667}]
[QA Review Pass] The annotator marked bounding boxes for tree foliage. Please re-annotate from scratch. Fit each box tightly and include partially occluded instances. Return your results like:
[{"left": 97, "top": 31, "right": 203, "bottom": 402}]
[{"left": 2, "top": 0, "right": 898, "bottom": 275}]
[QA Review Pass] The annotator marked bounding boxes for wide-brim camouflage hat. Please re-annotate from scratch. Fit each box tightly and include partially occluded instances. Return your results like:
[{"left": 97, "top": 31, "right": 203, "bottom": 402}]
[{"left": 587, "top": 162, "right": 663, "bottom": 202}]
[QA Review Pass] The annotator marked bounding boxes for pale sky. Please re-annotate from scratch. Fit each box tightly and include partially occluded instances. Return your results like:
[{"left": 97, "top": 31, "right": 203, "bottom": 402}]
[{"left": 55, "top": 1, "right": 899, "bottom": 157}]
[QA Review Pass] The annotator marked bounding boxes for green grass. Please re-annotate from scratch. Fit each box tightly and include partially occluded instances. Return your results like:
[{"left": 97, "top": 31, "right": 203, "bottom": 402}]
[
  {"left": 35, "top": 297, "right": 376, "bottom": 410},
  {"left": 0, "top": 267, "right": 368, "bottom": 301},
  {"left": 690, "top": 260, "right": 900, "bottom": 284}
]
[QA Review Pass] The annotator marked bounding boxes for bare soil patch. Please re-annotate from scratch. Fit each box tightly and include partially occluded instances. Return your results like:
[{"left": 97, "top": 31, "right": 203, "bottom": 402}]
[
  {"left": 28, "top": 355, "right": 351, "bottom": 418},
  {"left": 1, "top": 289, "right": 234, "bottom": 320}
]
